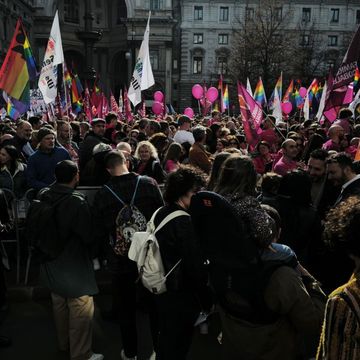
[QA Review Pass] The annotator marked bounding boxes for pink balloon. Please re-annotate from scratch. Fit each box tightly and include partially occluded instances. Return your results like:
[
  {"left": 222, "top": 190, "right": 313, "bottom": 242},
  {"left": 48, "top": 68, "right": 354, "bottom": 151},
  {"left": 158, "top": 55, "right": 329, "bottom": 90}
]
[
  {"left": 192, "top": 84, "right": 203, "bottom": 100},
  {"left": 152, "top": 101, "right": 163, "bottom": 115},
  {"left": 154, "top": 91, "right": 164, "bottom": 102},
  {"left": 206, "top": 87, "right": 218, "bottom": 103},
  {"left": 299, "top": 87, "right": 307, "bottom": 98},
  {"left": 281, "top": 102, "right": 293, "bottom": 115},
  {"left": 184, "top": 107, "right": 194, "bottom": 118}
]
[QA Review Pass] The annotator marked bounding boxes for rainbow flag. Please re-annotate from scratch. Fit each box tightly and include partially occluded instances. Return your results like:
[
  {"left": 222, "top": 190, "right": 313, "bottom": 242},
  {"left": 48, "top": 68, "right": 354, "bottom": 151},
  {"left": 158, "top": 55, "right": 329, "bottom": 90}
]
[
  {"left": 294, "top": 88, "right": 304, "bottom": 108},
  {"left": 308, "top": 79, "right": 319, "bottom": 104},
  {"left": 354, "top": 66, "right": 360, "bottom": 92},
  {"left": 218, "top": 75, "right": 224, "bottom": 113},
  {"left": 71, "top": 77, "right": 80, "bottom": 103},
  {"left": 269, "top": 73, "right": 283, "bottom": 109},
  {"left": 223, "top": 84, "right": 230, "bottom": 110},
  {"left": 63, "top": 62, "right": 72, "bottom": 88},
  {"left": 0, "top": 18, "right": 37, "bottom": 111},
  {"left": 6, "top": 98, "right": 20, "bottom": 120},
  {"left": 253, "top": 78, "right": 267, "bottom": 107},
  {"left": 283, "top": 80, "right": 294, "bottom": 102}
]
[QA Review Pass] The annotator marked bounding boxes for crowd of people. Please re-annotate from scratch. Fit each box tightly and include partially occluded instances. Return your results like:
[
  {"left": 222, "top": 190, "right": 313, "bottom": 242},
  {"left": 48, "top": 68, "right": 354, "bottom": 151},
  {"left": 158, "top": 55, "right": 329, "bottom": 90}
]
[{"left": 0, "top": 106, "right": 360, "bottom": 359}]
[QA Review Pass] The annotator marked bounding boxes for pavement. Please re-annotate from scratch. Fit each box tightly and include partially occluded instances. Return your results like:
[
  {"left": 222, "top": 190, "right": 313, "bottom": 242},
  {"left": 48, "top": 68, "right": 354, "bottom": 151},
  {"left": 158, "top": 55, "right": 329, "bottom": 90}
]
[{"left": 0, "top": 267, "right": 222, "bottom": 360}]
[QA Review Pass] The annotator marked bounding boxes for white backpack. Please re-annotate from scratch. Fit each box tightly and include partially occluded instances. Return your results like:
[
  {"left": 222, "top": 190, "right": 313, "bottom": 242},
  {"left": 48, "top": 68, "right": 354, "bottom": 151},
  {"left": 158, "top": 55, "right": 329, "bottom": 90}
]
[{"left": 128, "top": 207, "right": 189, "bottom": 294}]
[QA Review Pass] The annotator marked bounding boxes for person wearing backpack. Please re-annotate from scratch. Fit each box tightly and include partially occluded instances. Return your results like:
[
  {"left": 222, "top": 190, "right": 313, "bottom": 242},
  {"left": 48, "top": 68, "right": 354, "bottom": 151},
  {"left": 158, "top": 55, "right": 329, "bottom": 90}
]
[
  {"left": 35, "top": 160, "right": 101, "bottom": 360},
  {"left": 92, "top": 150, "right": 164, "bottom": 360},
  {"left": 212, "top": 154, "right": 324, "bottom": 360},
  {"left": 151, "top": 166, "right": 210, "bottom": 360}
]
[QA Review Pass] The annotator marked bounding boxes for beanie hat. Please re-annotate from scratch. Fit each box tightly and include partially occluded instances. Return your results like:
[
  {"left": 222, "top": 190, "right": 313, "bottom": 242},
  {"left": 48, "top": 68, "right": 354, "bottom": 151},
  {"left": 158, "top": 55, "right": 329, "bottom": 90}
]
[{"left": 37, "top": 128, "right": 55, "bottom": 142}]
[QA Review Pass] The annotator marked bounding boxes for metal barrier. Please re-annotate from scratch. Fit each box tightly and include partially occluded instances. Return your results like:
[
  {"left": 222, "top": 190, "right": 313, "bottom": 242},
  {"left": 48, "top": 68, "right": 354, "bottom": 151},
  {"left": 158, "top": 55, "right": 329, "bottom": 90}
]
[{"left": 1, "top": 188, "right": 35, "bottom": 284}]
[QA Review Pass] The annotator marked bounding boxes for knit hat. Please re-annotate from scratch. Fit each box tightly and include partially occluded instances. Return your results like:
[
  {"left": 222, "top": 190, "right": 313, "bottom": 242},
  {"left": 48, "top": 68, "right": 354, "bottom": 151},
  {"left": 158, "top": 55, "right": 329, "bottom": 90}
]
[{"left": 37, "top": 127, "right": 55, "bottom": 142}]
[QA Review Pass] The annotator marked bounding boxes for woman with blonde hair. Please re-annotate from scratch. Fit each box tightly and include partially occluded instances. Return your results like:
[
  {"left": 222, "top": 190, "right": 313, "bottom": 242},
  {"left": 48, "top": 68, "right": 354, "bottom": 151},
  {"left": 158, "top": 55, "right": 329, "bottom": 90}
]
[{"left": 134, "top": 140, "right": 166, "bottom": 183}]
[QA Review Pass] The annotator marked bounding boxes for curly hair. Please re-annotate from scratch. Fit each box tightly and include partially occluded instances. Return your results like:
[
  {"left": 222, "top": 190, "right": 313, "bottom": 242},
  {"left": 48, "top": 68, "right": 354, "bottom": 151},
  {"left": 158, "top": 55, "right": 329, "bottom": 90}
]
[
  {"left": 324, "top": 196, "right": 360, "bottom": 257},
  {"left": 163, "top": 165, "right": 207, "bottom": 204}
]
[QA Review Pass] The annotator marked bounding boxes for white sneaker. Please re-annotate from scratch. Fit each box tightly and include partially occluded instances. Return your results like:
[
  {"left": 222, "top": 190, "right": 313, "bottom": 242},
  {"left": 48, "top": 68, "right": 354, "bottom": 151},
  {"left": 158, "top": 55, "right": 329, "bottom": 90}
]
[
  {"left": 120, "top": 349, "right": 137, "bottom": 360},
  {"left": 88, "top": 353, "right": 104, "bottom": 360}
]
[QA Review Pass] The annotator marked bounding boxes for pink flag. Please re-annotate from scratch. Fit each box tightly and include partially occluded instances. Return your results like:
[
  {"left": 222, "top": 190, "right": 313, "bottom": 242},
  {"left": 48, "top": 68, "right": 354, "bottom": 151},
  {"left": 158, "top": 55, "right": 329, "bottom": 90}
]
[
  {"left": 237, "top": 82, "right": 263, "bottom": 149},
  {"left": 343, "top": 82, "right": 354, "bottom": 105}
]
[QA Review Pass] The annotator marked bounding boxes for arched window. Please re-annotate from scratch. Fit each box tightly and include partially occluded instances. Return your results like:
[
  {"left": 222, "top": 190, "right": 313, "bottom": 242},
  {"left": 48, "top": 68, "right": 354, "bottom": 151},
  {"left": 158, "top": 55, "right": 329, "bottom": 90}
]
[
  {"left": 64, "top": 0, "right": 79, "bottom": 24},
  {"left": 117, "top": 0, "right": 127, "bottom": 24}
]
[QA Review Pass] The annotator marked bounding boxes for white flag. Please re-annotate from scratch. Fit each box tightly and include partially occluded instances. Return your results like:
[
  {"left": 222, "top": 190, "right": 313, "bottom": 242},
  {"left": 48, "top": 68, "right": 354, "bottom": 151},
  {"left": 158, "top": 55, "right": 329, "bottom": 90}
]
[
  {"left": 38, "top": 11, "right": 64, "bottom": 104},
  {"left": 316, "top": 82, "right": 327, "bottom": 121},
  {"left": 128, "top": 13, "right": 154, "bottom": 107},
  {"left": 272, "top": 88, "right": 282, "bottom": 124},
  {"left": 246, "top": 78, "right": 253, "bottom": 98}
]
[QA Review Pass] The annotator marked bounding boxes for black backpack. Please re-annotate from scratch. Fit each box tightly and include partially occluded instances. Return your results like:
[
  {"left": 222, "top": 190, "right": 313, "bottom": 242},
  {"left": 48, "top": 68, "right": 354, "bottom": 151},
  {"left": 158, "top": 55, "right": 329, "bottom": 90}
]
[
  {"left": 104, "top": 176, "right": 148, "bottom": 256},
  {"left": 189, "top": 191, "right": 285, "bottom": 324},
  {"left": 26, "top": 190, "right": 71, "bottom": 262}
]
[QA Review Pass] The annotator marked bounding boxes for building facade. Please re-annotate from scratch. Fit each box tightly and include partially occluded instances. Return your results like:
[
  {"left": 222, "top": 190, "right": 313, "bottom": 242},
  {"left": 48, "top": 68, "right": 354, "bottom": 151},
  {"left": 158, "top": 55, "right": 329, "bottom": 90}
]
[
  {"left": 0, "top": 1, "right": 360, "bottom": 112},
  {"left": 178, "top": 0, "right": 360, "bottom": 110}
]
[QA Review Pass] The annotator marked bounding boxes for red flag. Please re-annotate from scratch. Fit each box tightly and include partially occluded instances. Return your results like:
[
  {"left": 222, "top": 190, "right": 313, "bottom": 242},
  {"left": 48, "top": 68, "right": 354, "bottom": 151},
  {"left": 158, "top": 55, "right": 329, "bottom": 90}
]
[
  {"left": 83, "top": 83, "right": 92, "bottom": 121},
  {"left": 123, "top": 86, "right": 133, "bottom": 122},
  {"left": 110, "top": 91, "right": 120, "bottom": 114}
]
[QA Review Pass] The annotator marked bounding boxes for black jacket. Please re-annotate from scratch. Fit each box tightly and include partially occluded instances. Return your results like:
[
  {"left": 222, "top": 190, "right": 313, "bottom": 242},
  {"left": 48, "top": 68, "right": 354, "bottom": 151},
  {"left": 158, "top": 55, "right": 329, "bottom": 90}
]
[
  {"left": 39, "top": 184, "right": 98, "bottom": 298},
  {"left": 92, "top": 173, "right": 164, "bottom": 274},
  {"left": 135, "top": 157, "right": 166, "bottom": 184},
  {"left": 154, "top": 204, "right": 207, "bottom": 294},
  {"left": 79, "top": 131, "right": 109, "bottom": 171}
]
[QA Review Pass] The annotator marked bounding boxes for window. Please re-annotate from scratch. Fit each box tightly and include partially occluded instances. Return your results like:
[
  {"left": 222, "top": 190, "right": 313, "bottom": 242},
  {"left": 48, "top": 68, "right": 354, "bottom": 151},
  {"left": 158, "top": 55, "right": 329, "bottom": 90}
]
[
  {"left": 300, "top": 35, "right": 309, "bottom": 46},
  {"left": 193, "top": 56, "right": 203, "bottom": 74},
  {"left": 217, "top": 57, "right": 228, "bottom": 75},
  {"left": 194, "top": 6, "right": 203, "bottom": 20},
  {"left": 246, "top": 7, "right": 254, "bottom": 20},
  {"left": 275, "top": 7, "right": 282, "bottom": 21},
  {"left": 328, "top": 35, "right": 338, "bottom": 46},
  {"left": 150, "top": 51, "right": 159, "bottom": 71},
  {"left": 302, "top": 8, "right": 311, "bottom": 22},
  {"left": 150, "top": 0, "right": 162, "bottom": 11},
  {"left": 330, "top": 8, "right": 339, "bottom": 23},
  {"left": 327, "top": 60, "right": 335, "bottom": 69},
  {"left": 218, "top": 34, "right": 229, "bottom": 45},
  {"left": 356, "top": 10, "right": 360, "bottom": 24},
  {"left": 219, "top": 7, "right": 229, "bottom": 22},
  {"left": 193, "top": 33, "right": 203, "bottom": 44},
  {"left": 64, "top": 0, "right": 79, "bottom": 23}
]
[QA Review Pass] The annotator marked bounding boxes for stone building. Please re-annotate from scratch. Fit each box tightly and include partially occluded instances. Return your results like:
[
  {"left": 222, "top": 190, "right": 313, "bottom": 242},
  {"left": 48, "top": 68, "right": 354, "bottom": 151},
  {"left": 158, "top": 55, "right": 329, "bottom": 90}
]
[
  {"left": 177, "top": 0, "right": 360, "bottom": 110},
  {"left": 1, "top": 0, "right": 360, "bottom": 112}
]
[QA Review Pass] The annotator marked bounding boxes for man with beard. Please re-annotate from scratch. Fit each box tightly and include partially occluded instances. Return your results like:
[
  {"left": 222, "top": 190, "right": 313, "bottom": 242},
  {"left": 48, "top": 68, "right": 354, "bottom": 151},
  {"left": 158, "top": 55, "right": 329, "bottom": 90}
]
[
  {"left": 322, "top": 125, "right": 344, "bottom": 152},
  {"left": 327, "top": 153, "right": 360, "bottom": 206},
  {"left": 273, "top": 139, "right": 299, "bottom": 176},
  {"left": 307, "top": 149, "right": 340, "bottom": 218}
]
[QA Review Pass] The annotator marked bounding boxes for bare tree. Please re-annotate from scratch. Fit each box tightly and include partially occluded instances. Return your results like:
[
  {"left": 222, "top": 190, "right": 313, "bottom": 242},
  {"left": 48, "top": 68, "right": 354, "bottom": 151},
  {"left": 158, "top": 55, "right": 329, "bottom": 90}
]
[{"left": 230, "top": 0, "right": 296, "bottom": 93}]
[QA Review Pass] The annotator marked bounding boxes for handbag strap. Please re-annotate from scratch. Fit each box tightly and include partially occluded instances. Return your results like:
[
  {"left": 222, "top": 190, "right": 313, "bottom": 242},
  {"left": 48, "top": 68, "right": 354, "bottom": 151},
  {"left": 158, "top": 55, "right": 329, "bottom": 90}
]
[{"left": 104, "top": 176, "right": 142, "bottom": 206}]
